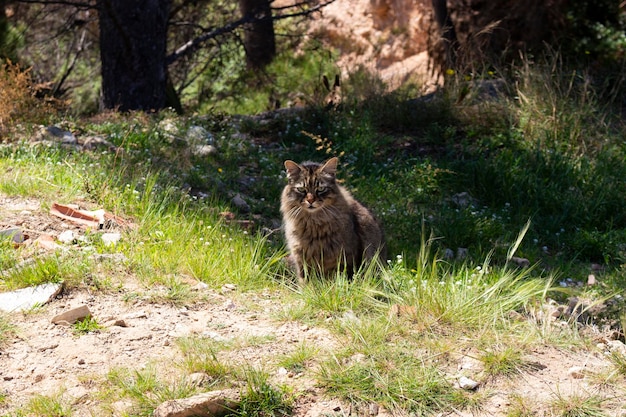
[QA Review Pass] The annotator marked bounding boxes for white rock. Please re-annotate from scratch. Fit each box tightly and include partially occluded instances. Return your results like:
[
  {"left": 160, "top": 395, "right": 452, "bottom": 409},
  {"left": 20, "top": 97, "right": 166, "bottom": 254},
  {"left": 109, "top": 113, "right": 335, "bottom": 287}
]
[
  {"left": 0, "top": 282, "right": 63, "bottom": 312},
  {"left": 606, "top": 340, "right": 626, "bottom": 355},
  {"left": 202, "top": 331, "right": 229, "bottom": 343},
  {"left": 458, "top": 376, "right": 479, "bottom": 390},
  {"left": 192, "top": 144, "right": 218, "bottom": 157},
  {"left": 186, "top": 125, "right": 215, "bottom": 145},
  {"left": 57, "top": 230, "right": 75, "bottom": 244},
  {"left": 192, "top": 281, "right": 209, "bottom": 291},
  {"left": 101, "top": 232, "right": 121, "bottom": 247}
]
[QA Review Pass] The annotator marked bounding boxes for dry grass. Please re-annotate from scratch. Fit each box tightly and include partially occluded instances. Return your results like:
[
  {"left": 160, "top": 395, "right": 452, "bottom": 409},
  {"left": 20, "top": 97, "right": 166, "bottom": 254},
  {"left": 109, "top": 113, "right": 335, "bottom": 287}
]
[{"left": 0, "top": 61, "right": 52, "bottom": 137}]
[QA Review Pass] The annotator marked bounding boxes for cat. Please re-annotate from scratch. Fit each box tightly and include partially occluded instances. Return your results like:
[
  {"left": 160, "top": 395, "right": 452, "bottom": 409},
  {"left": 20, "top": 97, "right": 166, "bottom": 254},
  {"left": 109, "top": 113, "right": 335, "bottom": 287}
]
[{"left": 280, "top": 157, "right": 386, "bottom": 283}]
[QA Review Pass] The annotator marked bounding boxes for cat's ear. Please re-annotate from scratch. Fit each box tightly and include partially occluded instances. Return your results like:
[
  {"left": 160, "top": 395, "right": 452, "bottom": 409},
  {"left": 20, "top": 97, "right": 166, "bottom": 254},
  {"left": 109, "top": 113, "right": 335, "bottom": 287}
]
[
  {"left": 320, "top": 157, "right": 339, "bottom": 176},
  {"left": 284, "top": 160, "right": 301, "bottom": 179}
]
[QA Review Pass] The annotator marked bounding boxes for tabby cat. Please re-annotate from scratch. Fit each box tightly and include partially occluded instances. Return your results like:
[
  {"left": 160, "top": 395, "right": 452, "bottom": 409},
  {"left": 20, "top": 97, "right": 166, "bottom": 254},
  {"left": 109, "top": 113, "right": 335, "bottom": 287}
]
[{"left": 280, "top": 157, "right": 386, "bottom": 283}]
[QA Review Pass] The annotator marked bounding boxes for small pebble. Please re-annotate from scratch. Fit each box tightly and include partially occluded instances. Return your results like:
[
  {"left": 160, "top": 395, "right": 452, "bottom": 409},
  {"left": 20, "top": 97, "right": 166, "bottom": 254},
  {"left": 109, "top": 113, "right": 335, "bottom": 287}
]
[{"left": 459, "top": 376, "right": 479, "bottom": 390}]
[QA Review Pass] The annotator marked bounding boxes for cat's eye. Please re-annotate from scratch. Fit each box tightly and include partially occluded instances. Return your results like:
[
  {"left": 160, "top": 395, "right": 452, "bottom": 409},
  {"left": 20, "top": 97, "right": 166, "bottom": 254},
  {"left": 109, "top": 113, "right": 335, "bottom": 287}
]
[
  {"left": 296, "top": 187, "right": 307, "bottom": 194},
  {"left": 317, "top": 186, "right": 329, "bottom": 194}
]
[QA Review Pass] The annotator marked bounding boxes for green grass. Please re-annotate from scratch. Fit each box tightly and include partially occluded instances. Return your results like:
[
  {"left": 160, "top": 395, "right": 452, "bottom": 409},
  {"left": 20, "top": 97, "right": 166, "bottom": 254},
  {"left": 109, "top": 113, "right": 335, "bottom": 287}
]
[
  {"left": 479, "top": 346, "right": 525, "bottom": 377},
  {"left": 277, "top": 342, "right": 319, "bottom": 374},
  {"left": 104, "top": 365, "right": 199, "bottom": 416},
  {"left": 235, "top": 368, "right": 293, "bottom": 417},
  {"left": 71, "top": 315, "right": 102, "bottom": 335},
  {"left": 175, "top": 336, "right": 232, "bottom": 382},
  {"left": 549, "top": 390, "right": 608, "bottom": 417},
  {"left": 20, "top": 391, "right": 73, "bottom": 417},
  {"left": 318, "top": 352, "right": 469, "bottom": 414}
]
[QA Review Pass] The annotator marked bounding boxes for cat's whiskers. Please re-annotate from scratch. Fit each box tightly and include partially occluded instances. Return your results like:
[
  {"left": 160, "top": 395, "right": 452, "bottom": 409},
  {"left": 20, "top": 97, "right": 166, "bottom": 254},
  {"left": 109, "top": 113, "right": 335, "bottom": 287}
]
[{"left": 287, "top": 205, "right": 302, "bottom": 220}]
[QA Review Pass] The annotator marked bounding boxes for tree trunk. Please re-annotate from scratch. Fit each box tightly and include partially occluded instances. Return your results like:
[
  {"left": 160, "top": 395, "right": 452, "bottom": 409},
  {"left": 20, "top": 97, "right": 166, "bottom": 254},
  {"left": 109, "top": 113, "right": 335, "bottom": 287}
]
[
  {"left": 98, "top": 0, "right": 171, "bottom": 111},
  {"left": 432, "top": 0, "right": 458, "bottom": 70},
  {"left": 239, "top": 0, "right": 275, "bottom": 69},
  {"left": 0, "top": 0, "right": 14, "bottom": 61}
]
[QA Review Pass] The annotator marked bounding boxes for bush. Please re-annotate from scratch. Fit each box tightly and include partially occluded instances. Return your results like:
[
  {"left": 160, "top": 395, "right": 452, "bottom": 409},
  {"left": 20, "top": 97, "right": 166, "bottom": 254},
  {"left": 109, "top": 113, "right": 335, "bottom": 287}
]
[{"left": 0, "top": 61, "right": 50, "bottom": 137}]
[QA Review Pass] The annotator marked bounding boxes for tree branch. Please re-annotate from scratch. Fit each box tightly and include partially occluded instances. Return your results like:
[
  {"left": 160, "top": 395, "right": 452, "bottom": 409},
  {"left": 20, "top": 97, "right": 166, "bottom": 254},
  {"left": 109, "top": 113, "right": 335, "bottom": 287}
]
[
  {"left": 14, "top": 0, "right": 95, "bottom": 9},
  {"left": 166, "top": 0, "right": 336, "bottom": 65}
]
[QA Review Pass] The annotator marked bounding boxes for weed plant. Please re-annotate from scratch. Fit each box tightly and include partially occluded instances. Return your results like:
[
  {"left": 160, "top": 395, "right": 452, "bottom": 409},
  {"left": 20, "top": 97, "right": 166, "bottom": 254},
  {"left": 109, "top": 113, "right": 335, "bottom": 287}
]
[{"left": 71, "top": 315, "right": 102, "bottom": 335}]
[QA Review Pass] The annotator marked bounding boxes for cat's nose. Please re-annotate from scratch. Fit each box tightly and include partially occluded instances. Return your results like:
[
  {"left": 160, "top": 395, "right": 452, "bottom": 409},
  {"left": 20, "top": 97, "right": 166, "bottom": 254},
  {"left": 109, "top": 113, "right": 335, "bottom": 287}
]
[{"left": 305, "top": 193, "right": 315, "bottom": 204}]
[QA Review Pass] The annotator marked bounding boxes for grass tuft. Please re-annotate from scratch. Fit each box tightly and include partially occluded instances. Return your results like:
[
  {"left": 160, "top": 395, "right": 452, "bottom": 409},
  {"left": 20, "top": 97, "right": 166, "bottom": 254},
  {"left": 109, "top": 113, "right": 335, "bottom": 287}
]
[{"left": 235, "top": 367, "right": 293, "bottom": 417}]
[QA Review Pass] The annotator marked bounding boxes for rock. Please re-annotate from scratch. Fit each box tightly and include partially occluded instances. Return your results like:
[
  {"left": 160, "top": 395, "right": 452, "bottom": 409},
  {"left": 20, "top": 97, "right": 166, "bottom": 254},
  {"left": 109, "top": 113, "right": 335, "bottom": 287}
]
[
  {"left": 188, "top": 372, "right": 212, "bottom": 387},
  {"left": 450, "top": 192, "right": 475, "bottom": 208},
  {"left": 456, "top": 248, "right": 469, "bottom": 260},
  {"left": 231, "top": 194, "right": 250, "bottom": 213},
  {"left": 37, "top": 126, "right": 77, "bottom": 144},
  {"left": 222, "top": 299, "right": 236, "bottom": 311},
  {"left": 193, "top": 281, "right": 209, "bottom": 291},
  {"left": 606, "top": 340, "right": 626, "bottom": 356},
  {"left": 105, "top": 319, "right": 128, "bottom": 328},
  {"left": 443, "top": 248, "right": 455, "bottom": 260},
  {"left": 80, "top": 135, "right": 118, "bottom": 152},
  {"left": 101, "top": 232, "right": 121, "bottom": 247},
  {"left": 458, "top": 376, "right": 479, "bottom": 390},
  {"left": 221, "top": 283, "right": 237, "bottom": 292},
  {"left": 202, "top": 331, "right": 229, "bottom": 343},
  {"left": 35, "top": 234, "right": 63, "bottom": 251},
  {"left": 0, "top": 282, "right": 63, "bottom": 312},
  {"left": 57, "top": 230, "right": 75, "bottom": 244},
  {"left": 152, "top": 389, "right": 240, "bottom": 417},
  {"left": 186, "top": 125, "right": 215, "bottom": 146},
  {"left": 510, "top": 256, "right": 530, "bottom": 268},
  {"left": 0, "top": 227, "right": 24, "bottom": 243},
  {"left": 51, "top": 304, "right": 91, "bottom": 325},
  {"left": 587, "top": 274, "right": 596, "bottom": 286},
  {"left": 568, "top": 366, "right": 585, "bottom": 379},
  {"left": 192, "top": 144, "right": 218, "bottom": 157}
]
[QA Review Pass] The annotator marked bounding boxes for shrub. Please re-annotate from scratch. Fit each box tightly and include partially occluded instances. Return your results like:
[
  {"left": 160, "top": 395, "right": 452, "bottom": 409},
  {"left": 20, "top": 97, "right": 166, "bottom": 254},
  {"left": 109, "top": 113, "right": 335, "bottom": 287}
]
[{"left": 0, "top": 61, "right": 50, "bottom": 137}]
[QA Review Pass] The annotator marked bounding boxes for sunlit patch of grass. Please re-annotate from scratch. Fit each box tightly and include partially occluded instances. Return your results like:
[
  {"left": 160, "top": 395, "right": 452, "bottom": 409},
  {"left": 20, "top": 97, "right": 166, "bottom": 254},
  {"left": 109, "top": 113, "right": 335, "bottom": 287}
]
[
  {"left": 318, "top": 350, "right": 468, "bottom": 414},
  {"left": 296, "top": 270, "right": 387, "bottom": 320},
  {"left": 235, "top": 367, "right": 293, "bottom": 417},
  {"left": 479, "top": 346, "right": 525, "bottom": 377},
  {"left": 548, "top": 390, "right": 608, "bottom": 417},
  {"left": 105, "top": 365, "right": 198, "bottom": 416},
  {"left": 506, "top": 394, "right": 537, "bottom": 417},
  {"left": 175, "top": 336, "right": 232, "bottom": 383},
  {"left": 21, "top": 390, "right": 73, "bottom": 417},
  {"left": 0, "top": 256, "right": 65, "bottom": 291},
  {"left": 277, "top": 342, "right": 319, "bottom": 374},
  {"left": 72, "top": 315, "right": 102, "bottom": 335}
]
